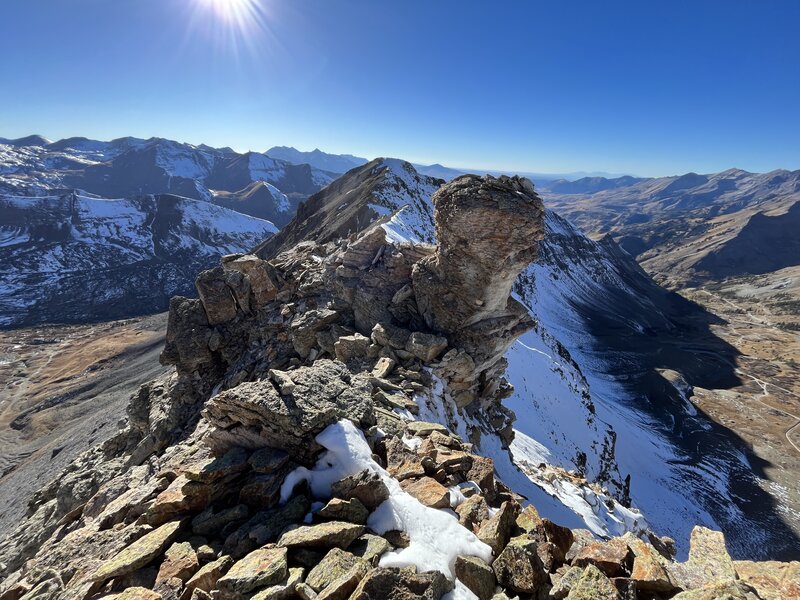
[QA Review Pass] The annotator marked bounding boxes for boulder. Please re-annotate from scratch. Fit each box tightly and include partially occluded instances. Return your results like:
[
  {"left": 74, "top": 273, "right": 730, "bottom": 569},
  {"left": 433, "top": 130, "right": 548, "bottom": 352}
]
[
  {"left": 549, "top": 565, "right": 584, "bottom": 599},
  {"left": 223, "top": 495, "right": 310, "bottom": 558},
  {"left": 239, "top": 474, "right": 285, "bottom": 509},
  {"left": 216, "top": 547, "right": 288, "bottom": 598},
  {"left": 349, "top": 567, "right": 453, "bottom": 599},
  {"left": 331, "top": 470, "right": 390, "bottom": 510},
  {"left": 316, "top": 498, "right": 369, "bottom": 525},
  {"left": 184, "top": 555, "right": 235, "bottom": 594},
  {"left": 196, "top": 267, "right": 240, "bottom": 325},
  {"left": 182, "top": 447, "right": 250, "bottom": 483},
  {"left": 291, "top": 309, "right": 340, "bottom": 358},
  {"left": 566, "top": 564, "right": 619, "bottom": 599},
  {"left": 315, "top": 561, "right": 370, "bottom": 600},
  {"left": 454, "top": 555, "right": 496, "bottom": 600},
  {"left": 251, "top": 567, "right": 304, "bottom": 600},
  {"left": 734, "top": 559, "right": 800, "bottom": 600},
  {"left": 477, "top": 501, "right": 519, "bottom": 555},
  {"left": 306, "top": 548, "right": 366, "bottom": 592},
  {"left": 667, "top": 526, "right": 737, "bottom": 590},
  {"left": 155, "top": 541, "right": 199, "bottom": 583},
  {"left": 278, "top": 521, "right": 365, "bottom": 549},
  {"left": 268, "top": 370, "right": 297, "bottom": 396},
  {"left": 334, "top": 334, "right": 371, "bottom": 362},
  {"left": 466, "top": 456, "right": 496, "bottom": 503},
  {"left": 492, "top": 535, "right": 548, "bottom": 593},
  {"left": 204, "top": 360, "right": 375, "bottom": 465},
  {"left": 348, "top": 534, "right": 392, "bottom": 565},
  {"left": 455, "top": 494, "right": 490, "bottom": 532},
  {"left": 406, "top": 421, "right": 449, "bottom": 437},
  {"left": 670, "top": 580, "right": 762, "bottom": 599},
  {"left": 384, "top": 436, "right": 426, "bottom": 481},
  {"left": 147, "top": 476, "right": 213, "bottom": 525},
  {"left": 160, "top": 297, "right": 213, "bottom": 371},
  {"left": 371, "top": 322, "right": 411, "bottom": 350},
  {"left": 405, "top": 332, "right": 448, "bottom": 362},
  {"left": 371, "top": 357, "right": 396, "bottom": 378},
  {"left": 401, "top": 477, "right": 451, "bottom": 509},
  {"left": 625, "top": 535, "right": 674, "bottom": 593},
  {"left": 572, "top": 538, "right": 633, "bottom": 577},
  {"left": 248, "top": 447, "right": 291, "bottom": 474},
  {"left": 192, "top": 504, "right": 249, "bottom": 537},
  {"left": 222, "top": 255, "right": 279, "bottom": 306}
]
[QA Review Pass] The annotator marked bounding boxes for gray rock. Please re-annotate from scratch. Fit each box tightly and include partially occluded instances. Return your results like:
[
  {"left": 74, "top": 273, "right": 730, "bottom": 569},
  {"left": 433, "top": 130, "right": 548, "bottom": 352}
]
[
  {"left": 306, "top": 548, "right": 366, "bottom": 592},
  {"left": 455, "top": 555, "right": 497, "bottom": 600},
  {"left": 216, "top": 546, "right": 288, "bottom": 598},
  {"left": 278, "top": 521, "right": 365, "bottom": 549},
  {"left": 331, "top": 470, "right": 390, "bottom": 510},
  {"left": 317, "top": 497, "right": 369, "bottom": 525},
  {"left": 405, "top": 331, "right": 448, "bottom": 362},
  {"left": 204, "top": 360, "right": 375, "bottom": 465}
]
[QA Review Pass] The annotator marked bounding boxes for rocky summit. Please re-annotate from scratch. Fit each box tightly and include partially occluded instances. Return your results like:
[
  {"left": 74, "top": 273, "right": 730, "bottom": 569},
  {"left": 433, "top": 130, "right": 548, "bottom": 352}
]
[{"left": 0, "top": 175, "right": 796, "bottom": 600}]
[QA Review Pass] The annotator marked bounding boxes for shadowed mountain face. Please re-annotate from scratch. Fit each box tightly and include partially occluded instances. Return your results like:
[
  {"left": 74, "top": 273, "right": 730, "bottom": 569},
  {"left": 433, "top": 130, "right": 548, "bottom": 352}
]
[
  {"left": 0, "top": 193, "right": 277, "bottom": 328},
  {"left": 694, "top": 201, "right": 800, "bottom": 279}
]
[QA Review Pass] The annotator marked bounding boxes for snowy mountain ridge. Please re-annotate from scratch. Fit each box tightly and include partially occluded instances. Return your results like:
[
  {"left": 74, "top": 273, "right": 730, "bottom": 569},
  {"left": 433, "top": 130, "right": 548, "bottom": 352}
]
[{"left": 0, "top": 191, "right": 278, "bottom": 327}]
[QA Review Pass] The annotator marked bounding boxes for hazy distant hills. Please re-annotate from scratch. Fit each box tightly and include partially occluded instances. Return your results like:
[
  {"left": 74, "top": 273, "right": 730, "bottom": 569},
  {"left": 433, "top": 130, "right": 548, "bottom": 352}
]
[
  {"left": 541, "top": 168, "right": 800, "bottom": 286},
  {"left": 265, "top": 145, "right": 369, "bottom": 174}
]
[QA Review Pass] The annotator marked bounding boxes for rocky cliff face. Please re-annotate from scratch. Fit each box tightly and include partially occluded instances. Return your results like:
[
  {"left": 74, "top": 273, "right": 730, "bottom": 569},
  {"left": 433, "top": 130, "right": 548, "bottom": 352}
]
[{"left": 1, "top": 175, "right": 794, "bottom": 600}]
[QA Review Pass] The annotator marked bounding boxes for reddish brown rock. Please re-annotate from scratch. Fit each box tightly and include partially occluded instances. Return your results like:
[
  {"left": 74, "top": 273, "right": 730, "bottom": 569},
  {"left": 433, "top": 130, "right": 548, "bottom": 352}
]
[
  {"left": 401, "top": 477, "right": 451, "bottom": 509},
  {"left": 572, "top": 538, "right": 633, "bottom": 577}
]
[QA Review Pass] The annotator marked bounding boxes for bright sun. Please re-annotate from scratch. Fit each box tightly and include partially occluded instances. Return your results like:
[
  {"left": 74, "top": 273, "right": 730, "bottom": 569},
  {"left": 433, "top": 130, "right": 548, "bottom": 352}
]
[{"left": 199, "top": 0, "right": 260, "bottom": 23}]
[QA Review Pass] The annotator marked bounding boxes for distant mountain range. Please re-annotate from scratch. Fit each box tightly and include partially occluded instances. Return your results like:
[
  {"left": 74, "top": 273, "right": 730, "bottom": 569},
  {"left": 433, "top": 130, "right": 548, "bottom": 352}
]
[
  {"left": 0, "top": 192, "right": 276, "bottom": 327},
  {"left": 0, "top": 136, "right": 336, "bottom": 227},
  {"left": 265, "top": 146, "right": 369, "bottom": 174},
  {"left": 541, "top": 168, "right": 800, "bottom": 287}
]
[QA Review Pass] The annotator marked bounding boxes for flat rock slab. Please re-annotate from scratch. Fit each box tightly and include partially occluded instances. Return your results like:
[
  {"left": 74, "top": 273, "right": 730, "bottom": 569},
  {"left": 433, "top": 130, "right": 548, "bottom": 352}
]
[
  {"left": 92, "top": 521, "right": 182, "bottom": 582},
  {"left": 278, "top": 521, "right": 365, "bottom": 549}
]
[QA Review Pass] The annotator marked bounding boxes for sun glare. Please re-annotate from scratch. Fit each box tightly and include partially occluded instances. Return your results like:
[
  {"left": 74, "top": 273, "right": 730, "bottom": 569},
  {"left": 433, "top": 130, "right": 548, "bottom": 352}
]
[
  {"left": 200, "top": 0, "right": 259, "bottom": 23},
  {"left": 188, "top": 0, "right": 276, "bottom": 60}
]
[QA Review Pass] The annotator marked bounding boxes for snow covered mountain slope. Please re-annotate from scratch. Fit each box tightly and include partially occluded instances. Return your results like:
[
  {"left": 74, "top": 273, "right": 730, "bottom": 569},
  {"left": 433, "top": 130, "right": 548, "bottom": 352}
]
[
  {"left": 257, "top": 160, "right": 797, "bottom": 560},
  {"left": 255, "top": 158, "right": 442, "bottom": 256},
  {"left": 0, "top": 136, "right": 336, "bottom": 215},
  {"left": 0, "top": 192, "right": 277, "bottom": 328},
  {"left": 210, "top": 180, "right": 296, "bottom": 228}
]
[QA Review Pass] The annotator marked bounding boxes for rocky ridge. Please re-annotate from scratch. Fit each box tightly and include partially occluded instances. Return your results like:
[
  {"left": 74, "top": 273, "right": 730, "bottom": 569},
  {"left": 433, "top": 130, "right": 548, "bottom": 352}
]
[{"left": 0, "top": 175, "right": 796, "bottom": 599}]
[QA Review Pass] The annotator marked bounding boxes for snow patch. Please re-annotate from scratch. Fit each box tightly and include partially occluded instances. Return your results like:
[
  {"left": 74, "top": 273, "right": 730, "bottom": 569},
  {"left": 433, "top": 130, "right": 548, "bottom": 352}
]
[{"left": 280, "top": 420, "right": 492, "bottom": 578}]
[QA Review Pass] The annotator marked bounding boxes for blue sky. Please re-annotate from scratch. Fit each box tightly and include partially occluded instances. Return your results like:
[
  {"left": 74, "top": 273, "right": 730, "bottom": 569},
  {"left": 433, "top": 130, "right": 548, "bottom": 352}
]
[{"left": 1, "top": 0, "right": 798, "bottom": 176}]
